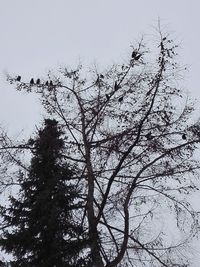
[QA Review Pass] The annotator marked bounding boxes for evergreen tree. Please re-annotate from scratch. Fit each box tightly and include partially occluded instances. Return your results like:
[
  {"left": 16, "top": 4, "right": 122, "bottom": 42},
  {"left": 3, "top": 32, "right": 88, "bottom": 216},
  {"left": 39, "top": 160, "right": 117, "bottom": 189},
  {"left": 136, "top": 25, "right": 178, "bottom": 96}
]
[{"left": 0, "top": 119, "right": 89, "bottom": 267}]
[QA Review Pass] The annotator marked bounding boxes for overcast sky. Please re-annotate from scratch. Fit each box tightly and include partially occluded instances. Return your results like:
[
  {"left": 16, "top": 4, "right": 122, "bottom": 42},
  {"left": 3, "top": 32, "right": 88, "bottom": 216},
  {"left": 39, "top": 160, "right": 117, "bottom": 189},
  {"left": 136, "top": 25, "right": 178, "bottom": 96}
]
[
  {"left": 0, "top": 0, "right": 200, "bottom": 264},
  {"left": 0, "top": 0, "right": 200, "bottom": 135}
]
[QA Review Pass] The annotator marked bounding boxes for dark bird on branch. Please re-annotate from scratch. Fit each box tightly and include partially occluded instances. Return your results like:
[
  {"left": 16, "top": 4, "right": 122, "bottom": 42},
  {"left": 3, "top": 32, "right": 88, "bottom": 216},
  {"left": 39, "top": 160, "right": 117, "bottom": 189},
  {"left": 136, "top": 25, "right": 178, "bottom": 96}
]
[
  {"left": 132, "top": 51, "right": 142, "bottom": 60},
  {"left": 50, "top": 80, "right": 53, "bottom": 86},
  {"left": 145, "top": 132, "right": 153, "bottom": 140},
  {"left": 135, "top": 54, "right": 142, "bottom": 60},
  {"left": 106, "top": 94, "right": 110, "bottom": 101},
  {"left": 114, "top": 81, "right": 119, "bottom": 91},
  {"left": 132, "top": 51, "right": 137, "bottom": 58},
  {"left": 36, "top": 78, "right": 40, "bottom": 85},
  {"left": 27, "top": 138, "right": 35, "bottom": 146},
  {"left": 100, "top": 74, "right": 104, "bottom": 79},
  {"left": 45, "top": 81, "right": 49, "bottom": 86},
  {"left": 182, "top": 133, "right": 186, "bottom": 140},
  {"left": 91, "top": 108, "right": 97, "bottom": 115},
  {"left": 16, "top": 75, "right": 21, "bottom": 82},
  {"left": 30, "top": 78, "right": 34, "bottom": 84},
  {"left": 118, "top": 96, "right": 123, "bottom": 103}
]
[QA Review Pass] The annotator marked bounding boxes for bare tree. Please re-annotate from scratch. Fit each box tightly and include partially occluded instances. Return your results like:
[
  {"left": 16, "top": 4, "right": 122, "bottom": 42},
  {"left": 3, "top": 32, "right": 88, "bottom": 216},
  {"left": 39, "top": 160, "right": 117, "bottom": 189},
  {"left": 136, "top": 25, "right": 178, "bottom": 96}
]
[{"left": 2, "top": 32, "right": 200, "bottom": 266}]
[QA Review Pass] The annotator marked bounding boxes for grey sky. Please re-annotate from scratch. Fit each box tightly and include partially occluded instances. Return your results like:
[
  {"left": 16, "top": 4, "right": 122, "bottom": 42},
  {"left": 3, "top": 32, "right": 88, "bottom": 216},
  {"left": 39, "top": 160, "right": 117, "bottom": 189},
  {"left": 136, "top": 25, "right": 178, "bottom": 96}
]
[
  {"left": 0, "top": 0, "right": 200, "bottom": 264},
  {"left": 0, "top": 0, "right": 200, "bottom": 135}
]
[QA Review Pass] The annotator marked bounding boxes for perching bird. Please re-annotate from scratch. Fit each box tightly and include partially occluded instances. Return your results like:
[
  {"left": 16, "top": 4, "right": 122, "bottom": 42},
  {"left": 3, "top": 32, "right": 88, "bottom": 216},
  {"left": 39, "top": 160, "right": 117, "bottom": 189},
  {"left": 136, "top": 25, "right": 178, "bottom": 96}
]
[
  {"left": 36, "top": 78, "right": 40, "bottom": 85},
  {"left": 45, "top": 81, "right": 49, "bottom": 86},
  {"left": 106, "top": 94, "right": 110, "bottom": 101},
  {"left": 30, "top": 78, "right": 34, "bottom": 84},
  {"left": 114, "top": 81, "right": 119, "bottom": 91},
  {"left": 16, "top": 75, "right": 21, "bottom": 82},
  {"left": 132, "top": 51, "right": 137, "bottom": 58},
  {"left": 145, "top": 132, "right": 153, "bottom": 140},
  {"left": 118, "top": 96, "right": 123, "bottom": 103},
  {"left": 27, "top": 138, "right": 35, "bottom": 146},
  {"left": 91, "top": 108, "right": 97, "bottom": 115},
  {"left": 135, "top": 54, "right": 142, "bottom": 60},
  {"left": 49, "top": 80, "right": 53, "bottom": 86},
  {"left": 182, "top": 133, "right": 186, "bottom": 140},
  {"left": 132, "top": 51, "right": 142, "bottom": 60},
  {"left": 100, "top": 74, "right": 104, "bottom": 79}
]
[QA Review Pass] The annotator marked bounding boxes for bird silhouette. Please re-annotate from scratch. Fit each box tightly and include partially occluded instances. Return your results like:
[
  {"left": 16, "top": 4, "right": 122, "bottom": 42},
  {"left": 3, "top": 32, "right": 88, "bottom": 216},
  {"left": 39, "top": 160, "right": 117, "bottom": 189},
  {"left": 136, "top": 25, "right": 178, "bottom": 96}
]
[
  {"left": 50, "top": 80, "right": 53, "bottom": 86},
  {"left": 145, "top": 132, "right": 153, "bottom": 140},
  {"left": 45, "top": 81, "right": 49, "bottom": 86},
  {"left": 27, "top": 138, "right": 35, "bottom": 146},
  {"left": 182, "top": 133, "right": 186, "bottom": 140},
  {"left": 36, "top": 78, "right": 40, "bottom": 85},
  {"left": 132, "top": 51, "right": 141, "bottom": 60},
  {"left": 132, "top": 51, "right": 137, "bottom": 58},
  {"left": 100, "top": 74, "right": 104, "bottom": 79},
  {"left": 114, "top": 81, "right": 119, "bottom": 91},
  {"left": 118, "top": 96, "right": 123, "bottom": 103},
  {"left": 30, "top": 78, "right": 34, "bottom": 84},
  {"left": 16, "top": 75, "right": 21, "bottom": 82},
  {"left": 106, "top": 94, "right": 110, "bottom": 101},
  {"left": 135, "top": 54, "right": 141, "bottom": 60}
]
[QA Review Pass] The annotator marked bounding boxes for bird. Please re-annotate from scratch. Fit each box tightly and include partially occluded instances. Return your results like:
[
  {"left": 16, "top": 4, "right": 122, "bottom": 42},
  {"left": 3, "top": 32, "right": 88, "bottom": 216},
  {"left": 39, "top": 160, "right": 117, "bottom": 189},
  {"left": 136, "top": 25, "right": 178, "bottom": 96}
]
[
  {"left": 49, "top": 80, "right": 53, "bottom": 86},
  {"left": 16, "top": 75, "right": 21, "bottom": 82},
  {"left": 145, "top": 132, "right": 153, "bottom": 140},
  {"left": 182, "top": 133, "right": 186, "bottom": 140},
  {"left": 45, "top": 81, "right": 49, "bottom": 86},
  {"left": 36, "top": 78, "right": 40, "bottom": 85},
  {"left": 114, "top": 81, "right": 119, "bottom": 91},
  {"left": 106, "top": 94, "right": 110, "bottom": 101},
  {"left": 27, "top": 138, "right": 35, "bottom": 146},
  {"left": 100, "top": 74, "right": 104, "bottom": 79},
  {"left": 135, "top": 54, "right": 142, "bottom": 60},
  {"left": 132, "top": 51, "right": 141, "bottom": 60},
  {"left": 30, "top": 78, "right": 34, "bottom": 84},
  {"left": 91, "top": 108, "right": 97, "bottom": 115},
  {"left": 118, "top": 96, "right": 123, "bottom": 103},
  {"left": 96, "top": 76, "right": 100, "bottom": 84},
  {"left": 132, "top": 51, "right": 137, "bottom": 58}
]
